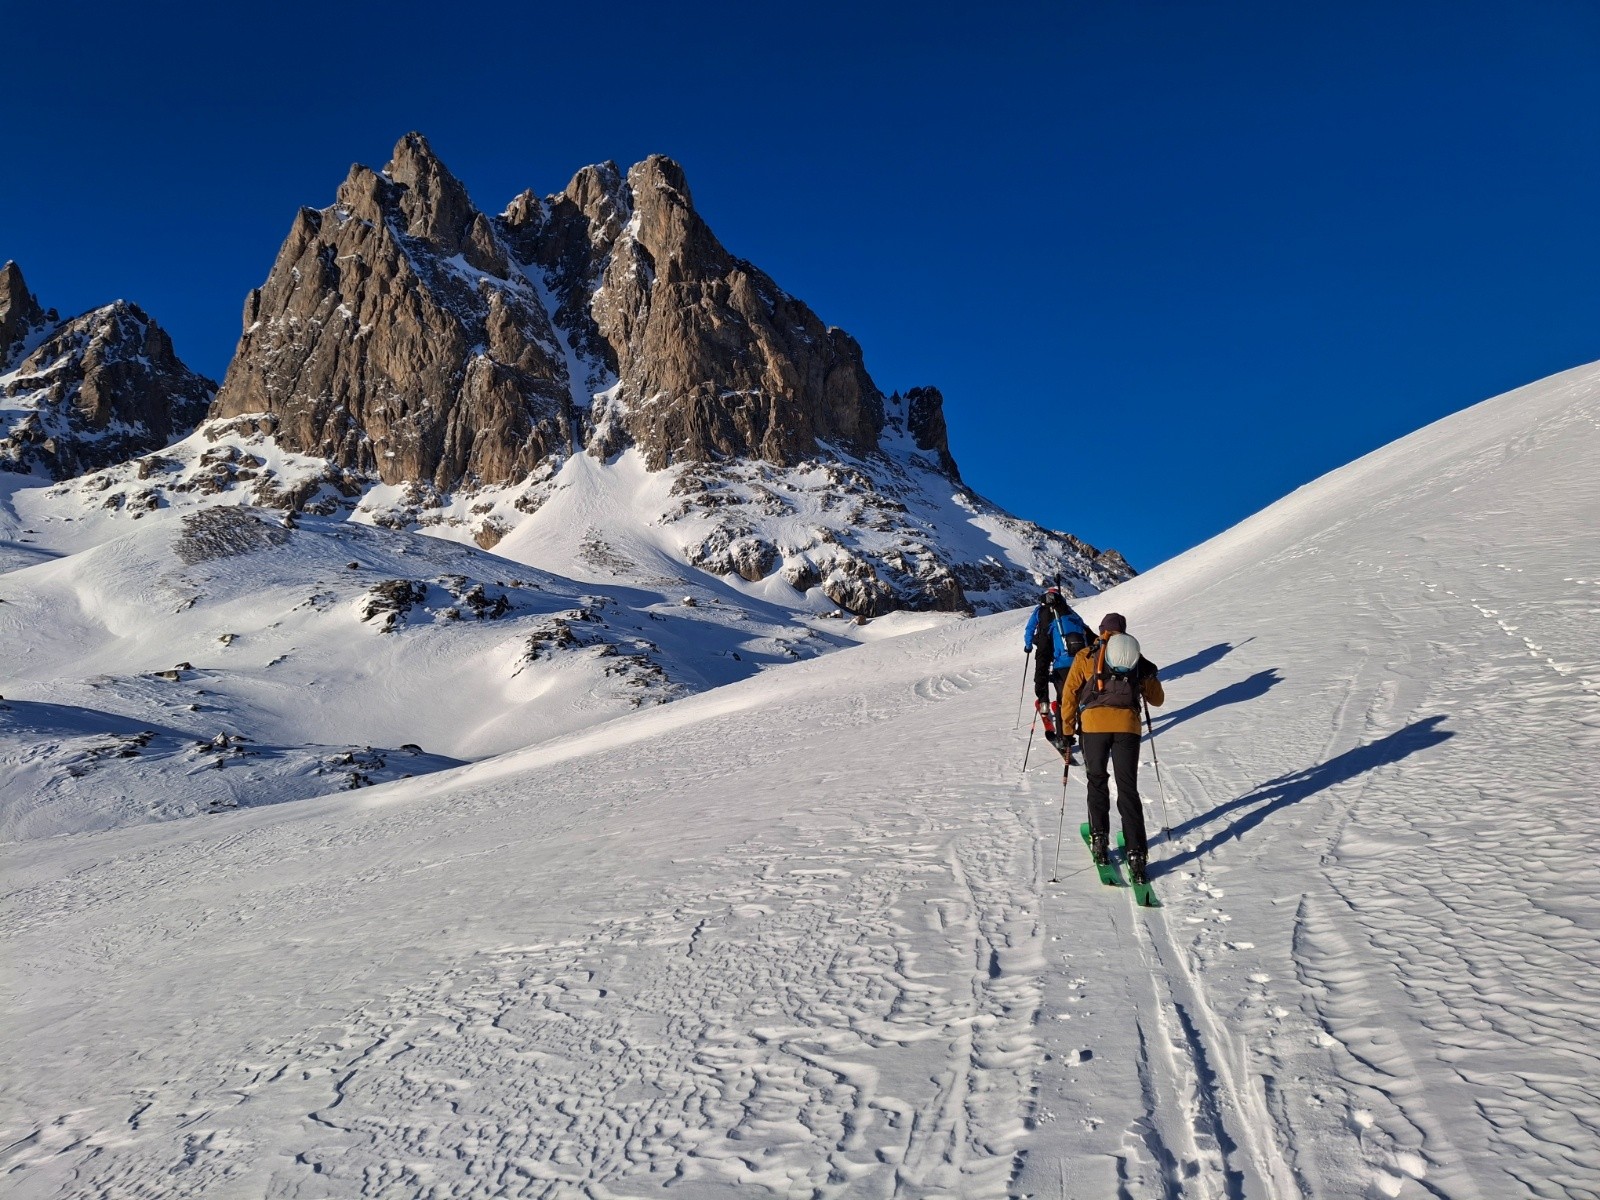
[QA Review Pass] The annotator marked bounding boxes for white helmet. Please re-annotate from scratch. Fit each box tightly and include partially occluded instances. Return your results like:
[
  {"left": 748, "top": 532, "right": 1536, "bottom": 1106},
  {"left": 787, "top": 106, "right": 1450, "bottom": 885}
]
[{"left": 1104, "top": 632, "right": 1141, "bottom": 672}]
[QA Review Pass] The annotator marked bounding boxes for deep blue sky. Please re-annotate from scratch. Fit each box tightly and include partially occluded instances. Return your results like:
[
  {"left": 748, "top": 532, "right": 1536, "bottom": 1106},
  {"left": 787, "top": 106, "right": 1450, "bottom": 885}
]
[{"left": 5, "top": 0, "right": 1597, "bottom": 570}]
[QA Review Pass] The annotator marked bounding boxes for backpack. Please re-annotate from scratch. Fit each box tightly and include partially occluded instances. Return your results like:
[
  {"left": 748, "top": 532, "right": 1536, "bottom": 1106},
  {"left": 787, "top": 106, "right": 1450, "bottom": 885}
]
[
  {"left": 1078, "top": 635, "right": 1147, "bottom": 712},
  {"left": 1055, "top": 618, "right": 1087, "bottom": 661},
  {"left": 1031, "top": 604, "right": 1056, "bottom": 652},
  {"left": 1046, "top": 607, "right": 1090, "bottom": 667}
]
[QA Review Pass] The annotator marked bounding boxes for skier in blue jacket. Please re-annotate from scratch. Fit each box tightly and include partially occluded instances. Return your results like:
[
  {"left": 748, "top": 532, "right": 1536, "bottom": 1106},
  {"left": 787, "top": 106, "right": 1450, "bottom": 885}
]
[{"left": 1023, "top": 587, "right": 1093, "bottom": 744}]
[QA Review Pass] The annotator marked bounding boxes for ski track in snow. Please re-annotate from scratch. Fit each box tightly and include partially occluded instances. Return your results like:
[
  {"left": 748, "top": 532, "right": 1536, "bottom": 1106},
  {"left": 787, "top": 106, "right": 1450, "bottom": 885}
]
[
  {"left": 2, "top": 646, "right": 1049, "bottom": 1199},
  {"left": 4, "top": 365, "right": 1600, "bottom": 1198}
]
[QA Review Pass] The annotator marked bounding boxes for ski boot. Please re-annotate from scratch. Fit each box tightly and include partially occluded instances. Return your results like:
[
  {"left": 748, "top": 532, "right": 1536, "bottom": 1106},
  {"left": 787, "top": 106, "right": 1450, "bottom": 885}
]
[
  {"left": 1037, "top": 700, "right": 1059, "bottom": 745},
  {"left": 1127, "top": 853, "right": 1148, "bottom": 885},
  {"left": 1090, "top": 832, "right": 1109, "bottom": 866}
]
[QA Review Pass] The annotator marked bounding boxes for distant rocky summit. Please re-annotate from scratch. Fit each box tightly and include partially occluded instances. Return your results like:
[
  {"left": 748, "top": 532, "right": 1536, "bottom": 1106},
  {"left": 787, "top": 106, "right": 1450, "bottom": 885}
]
[
  {"left": 34, "top": 135, "right": 1130, "bottom": 612},
  {"left": 195, "top": 134, "right": 1130, "bottom": 610},
  {"left": 1, "top": 261, "right": 56, "bottom": 365},
  {"left": 212, "top": 135, "right": 914, "bottom": 485},
  {"left": 1, "top": 263, "right": 214, "bottom": 479}
]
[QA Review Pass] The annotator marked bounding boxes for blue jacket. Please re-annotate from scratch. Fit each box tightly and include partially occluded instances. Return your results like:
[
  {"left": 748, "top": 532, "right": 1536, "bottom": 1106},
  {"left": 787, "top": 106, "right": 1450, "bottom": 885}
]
[
  {"left": 1023, "top": 608, "right": 1044, "bottom": 652},
  {"left": 1047, "top": 610, "right": 1094, "bottom": 670},
  {"left": 1025, "top": 604, "right": 1093, "bottom": 669}
]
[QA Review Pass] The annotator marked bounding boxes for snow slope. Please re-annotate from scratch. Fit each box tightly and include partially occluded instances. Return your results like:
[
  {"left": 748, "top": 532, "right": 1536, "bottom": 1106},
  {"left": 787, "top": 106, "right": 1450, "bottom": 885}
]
[
  {"left": 3, "top": 361, "right": 1598, "bottom": 1197},
  {"left": 0, "top": 504, "right": 917, "bottom": 843}
]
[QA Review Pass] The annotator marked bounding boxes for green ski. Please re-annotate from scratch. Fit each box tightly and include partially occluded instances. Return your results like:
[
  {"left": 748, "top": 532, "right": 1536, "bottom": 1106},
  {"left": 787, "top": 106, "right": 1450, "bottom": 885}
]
[
  {"left": 1079, "top": 822, "right": 1122, "bottom": 888},
  {"left": 1116, "top": 831, "right": 1160, "bottom": 908}
]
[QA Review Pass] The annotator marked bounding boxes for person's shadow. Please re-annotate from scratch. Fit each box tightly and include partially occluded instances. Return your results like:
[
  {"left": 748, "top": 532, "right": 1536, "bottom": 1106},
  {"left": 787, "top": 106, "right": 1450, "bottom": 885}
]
[
  {"left": 1153, "top": 668, "right": 1283, "bottom": 733},
  {"left": 1160, "top": 638, "right": 1254, "bottom": 684},
  {"left": 1158, "top": 715, "right": 1455, "bottom": 869}
]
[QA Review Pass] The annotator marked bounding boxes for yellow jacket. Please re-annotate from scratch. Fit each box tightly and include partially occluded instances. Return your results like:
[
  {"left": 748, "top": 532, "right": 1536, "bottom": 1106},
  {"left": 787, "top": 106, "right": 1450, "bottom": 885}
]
[{"left": 1061, "top": 641, "right": 1165, "bottom": 736}]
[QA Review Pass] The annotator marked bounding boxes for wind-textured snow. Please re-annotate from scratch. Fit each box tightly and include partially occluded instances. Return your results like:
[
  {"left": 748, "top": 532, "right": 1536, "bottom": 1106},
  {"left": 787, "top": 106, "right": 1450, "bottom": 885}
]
[{"left": 3, "top": 361, "right": 1598, "bottom": 1198}]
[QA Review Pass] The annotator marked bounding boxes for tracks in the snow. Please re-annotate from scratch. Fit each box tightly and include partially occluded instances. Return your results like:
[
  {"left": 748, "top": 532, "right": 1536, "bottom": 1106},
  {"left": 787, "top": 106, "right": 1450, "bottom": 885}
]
[
  {"left": 1083, "top": 851, "right": 1296, "bottom": 1200},
  {"left": 1027, "top": 736, "right": 1297, "bottom": 1199},
  {"left": 10, "top": 762, "right": 1048, "bottom": 1199}
]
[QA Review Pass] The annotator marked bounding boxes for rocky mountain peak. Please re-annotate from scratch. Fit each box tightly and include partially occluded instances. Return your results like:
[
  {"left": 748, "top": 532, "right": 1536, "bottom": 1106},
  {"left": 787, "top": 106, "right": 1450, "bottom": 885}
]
[
  {"left": 623, "top": 155, "right": 729, "bottom": 283},
  {"left": 561, "top": 161, "right": 629, "bottom": 240},
  {"left": 333, "top": 163, "right": 390, "bottom": 226},
  {"left": 898, "top": 387, "right": 960, "bottom": 482},
  {"left": 2, "top": 261, "right": 57, "bottom": 368},
  {"left": 187, "top": 136, "right": 1130, "bottom": 610},
  {"left": 633, "top": 154, "right": 692, "bottom": 205},
  {"left": 382, "top": 132, "right": 496, "bottom": 268},
  {"left": 1, "top": 287, "right": 213, "bottom": 480},
  {"left": 214, "top": 136, "right": 572, "bottom": 492},
  {"left": 212, "top": 138, "right": 899, "bottom": 484}
]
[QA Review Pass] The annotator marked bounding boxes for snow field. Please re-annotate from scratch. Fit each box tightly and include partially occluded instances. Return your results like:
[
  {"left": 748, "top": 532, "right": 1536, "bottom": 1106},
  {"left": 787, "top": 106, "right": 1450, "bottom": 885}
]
[
  {"left": 3, "top": 625, "right": 1054, "bottom": 1197},
  {"left": 2, "top": 361, "right": 1598, "bottom": 1197}
]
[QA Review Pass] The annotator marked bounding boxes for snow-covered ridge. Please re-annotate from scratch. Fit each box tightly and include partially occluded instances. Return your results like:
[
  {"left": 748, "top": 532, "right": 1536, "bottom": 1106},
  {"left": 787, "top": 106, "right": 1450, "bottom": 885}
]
[
  {"left": 31, "top": 403, "right": 1126, "bottom": 619},
  {"left": 0, "top": 479, "right": 938, "bottom": 842}
]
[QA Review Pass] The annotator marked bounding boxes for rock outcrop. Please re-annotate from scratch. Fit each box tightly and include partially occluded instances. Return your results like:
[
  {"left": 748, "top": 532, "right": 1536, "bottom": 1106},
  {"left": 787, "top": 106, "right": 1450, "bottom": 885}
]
[
  {"left": 515, "top": 155, "right": 887, "bottom": 469},
  {"left": 211, "top": 135, "right": 574, "bottom": 491},
  {"left": 1, "top": 267, "right": 214, "bottom": 479},
  {"left": 173, "top": 135, "right": 1135, "bottom": 610},
  {"left": 212, "top": 136, "right": 892, "bottom": 484},
  {"left": 1, "top": 262, "right": 56, "bottom": 368}
]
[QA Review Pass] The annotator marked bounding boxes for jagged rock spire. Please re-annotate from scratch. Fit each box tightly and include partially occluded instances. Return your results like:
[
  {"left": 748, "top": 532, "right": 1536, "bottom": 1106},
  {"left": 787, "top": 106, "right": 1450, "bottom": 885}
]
[
  {"left": 212, "top": 133, "right": 573, "bottom": 490},
  {"left": 212, "top": 136, "right": 898, "bottom": 487},
  {"left": 1, "top": 283, "right": 214, "bottom": 480},
  {"left": 1, "top": 261, "right": 56, "bottom": 369}
]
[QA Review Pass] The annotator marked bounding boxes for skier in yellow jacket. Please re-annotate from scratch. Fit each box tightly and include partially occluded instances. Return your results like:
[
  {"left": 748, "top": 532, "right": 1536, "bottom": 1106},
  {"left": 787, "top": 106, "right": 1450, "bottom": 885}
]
[{"left": 1060, "top": 613, "right": 1165, "bottom": 883}]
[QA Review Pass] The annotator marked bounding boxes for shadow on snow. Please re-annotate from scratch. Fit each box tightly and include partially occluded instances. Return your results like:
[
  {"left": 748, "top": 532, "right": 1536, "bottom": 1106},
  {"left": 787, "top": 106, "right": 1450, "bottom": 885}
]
[
  {"left": 1153, "top": 668, "right": 1284, "bottom": 734},
  {"left": 1158, "top": 715, "right": 1455, "bottom": 870},
  {"left": 1159, "top": 638, "right": 1254, "bottom": 685}
]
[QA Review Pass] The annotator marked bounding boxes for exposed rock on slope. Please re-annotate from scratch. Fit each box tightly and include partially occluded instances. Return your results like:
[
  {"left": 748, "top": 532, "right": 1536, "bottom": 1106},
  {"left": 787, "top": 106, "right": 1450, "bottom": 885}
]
[
  {"left": 211, "top": 135, "right": 574, "bottom": 491},
  {"left": 1, "top": 261, "right": 56, "bottom": 366},
  {"left": 0, "top": 263, "right": 214, "bottom": 480}
]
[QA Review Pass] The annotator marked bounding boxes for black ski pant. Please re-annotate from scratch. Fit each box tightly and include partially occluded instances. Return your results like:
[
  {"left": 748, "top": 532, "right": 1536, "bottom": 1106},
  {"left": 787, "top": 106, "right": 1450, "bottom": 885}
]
[
  {"left": 1081, "top": 731, "right": 1148, "bottom": 858},
  {"left": 1050, "top": 668, "right": 1070, "bottom": 709},
  {"left": 1033, "top": 649, "right": 1054, "bottom": 702}
]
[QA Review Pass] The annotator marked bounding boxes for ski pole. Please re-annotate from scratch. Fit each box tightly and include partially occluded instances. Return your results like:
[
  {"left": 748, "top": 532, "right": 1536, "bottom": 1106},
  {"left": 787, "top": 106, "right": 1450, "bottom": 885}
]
[
  {"left": 1049, "top": 758, "right": 1069, "bottom": 882},
  {"left": 1015, "top": 649, "right": 1032, "bottom": 729},
  {"left": 1022, "top": 709, "right": 1037, "bottom": 773},
  {"left": 1143, "top": 697, "right": 1172, "bottom": 836}
]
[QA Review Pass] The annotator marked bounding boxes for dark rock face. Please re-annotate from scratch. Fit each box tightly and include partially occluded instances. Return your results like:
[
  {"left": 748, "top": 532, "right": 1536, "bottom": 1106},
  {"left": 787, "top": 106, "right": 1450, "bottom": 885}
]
[
  {"left": 211, "top": 135, "right": 573, "bottom": 490},
  {"left": 1, "top": 271, "right": 214, "bottom": 480},
  {"left": 903, "top": 387, "right": 960, "bottom": 481},
  {"left": 1, "top": 262, "right": 56, "bottom": 368},
  {"left": 213, "top": 136, "right": 892, "bottom": 485}
]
